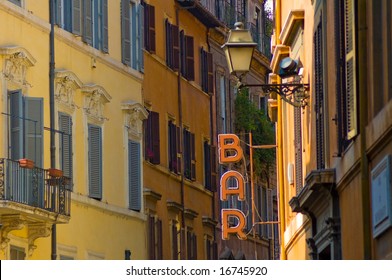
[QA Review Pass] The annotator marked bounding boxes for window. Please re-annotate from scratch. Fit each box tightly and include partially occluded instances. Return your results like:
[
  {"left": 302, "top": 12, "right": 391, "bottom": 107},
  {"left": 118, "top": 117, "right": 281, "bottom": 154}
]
[
  {"left": 183, "top": 129, "right": 195, "bottom": 180},
  {"left": 168, "top": 120, "right": 181, "bottom": 174},
  {"left": 8, "top": 0, "right": 21, "bottom": 7},
  {"left": 142, "top": 1, "right": 156, "bottom": 53},
  {"left": 128, "top": 139, "right": 141, "bottom": 211},
  {"left": 59, "top": 113, "right": 73, "bottom": 186},
  {"left": 121, "top": 0, "right": 143, "bottom": 70},
  {"left": 148, "top": 215, "right": 163, "bottom": 259},
  {"left": 205, "top": 236, "right": 217, "bottom": 260},
  {"left": 314, "top": 21, "right": 325, "bottom": 170},
  {"left": 204, "top": 141, "right": 217, "bottom": 191},
  {"left": 144, "top": 111, "right": 160, "bottom": 164},
  {"left": 8, "top": 90, "right": 43, "bottom": 168},
  {"left": 10, "top": 246, "right": 25, "bottom": 260},
  {"left": 88, "top": 124, "right": 102, "bottom": 200},
  {"left": 180, "top": 31, "right": 194, "bottom": 81},
  {"left": 186, "top": 229, "right": 197, "bottom": 260},
  {"left": 81, "top": 0, "right": 108, "bottom": 51},
  {"left": 165, "top": 20, "right": 180, "bottom": 71},
  {"left": 55, "top": 0, "right": 80, "bottom": 33},
  {"left": 200, "top": 48, "right": 214, "bottom": 94},
  {"left": 171, "top": 221, "right": 179, "bottom": 260}
]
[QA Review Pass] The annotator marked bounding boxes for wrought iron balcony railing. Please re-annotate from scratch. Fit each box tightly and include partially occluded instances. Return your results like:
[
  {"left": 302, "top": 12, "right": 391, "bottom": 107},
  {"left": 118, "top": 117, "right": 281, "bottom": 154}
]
[
  {"left": 0, "top": 158, "right": 71, "bottom": 216},
  {"left": 246, "top": 22, "right": 272, "bottom": 59}
]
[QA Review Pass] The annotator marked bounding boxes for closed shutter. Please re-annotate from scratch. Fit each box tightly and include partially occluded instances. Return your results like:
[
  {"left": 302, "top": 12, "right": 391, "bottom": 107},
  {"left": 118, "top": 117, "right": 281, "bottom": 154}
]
[
  {"left": 165, "top": 20, "right": 171, "bottom": 67},
  {"left": 129, "top": 140, "right": 141, "bottom": 211},
  {"left": 207, "top": 52, "right": 214, "bottom": 94},
  {"left": 345, "top": 0, "right": 357, "bottom": 139},
  {"left": 88, "top": 124, "right": 102, "bottom": 200},
  {"left": 190, "top": 132, "right": 196, "bottom": 181},
  {"left": 206, "top": 239, "right": 211, "bottom": 260},
  {"left": 172, "top": 25, "right": 180, "bottom": 71},
  {"left": 25, "top": 97, "right": 43, "bottom": 168},
  {"left": 131, "top": 4, "right": 138, "bottom": 69},
  {"left": 151, "top": 111, "right": 160, "bottom": 164},
  {"left": 121, "top": 0, "right": 131, "bottom": 65},
  {"left": 294, "top": 106, "right": 303, "bottom": 194},
  {"left": 201, "top": 48, "right": 207, "bottom": 91},
  {"left": 9, "top": 91, "right": 23, "bottom": 161},
  {"left": 192, "top": 233, "right": 197, "bottom": 260},
  {"left": 102, "top": 0, "right": 108, "bottom": 53},
  {"left": 176, "top": 125, "right": 182, "bottom": 174},
  {"left": 55, "top": 0, "right": 63, "bottom": 26},
  {"left": 169, "top": 121, "right": 177, "bottom": 173},
  {"left": 148, "top": 4, "right": 156, "bottom": 53},
  {"left": 210, "top": 145, "right": 217, "bottom": 191},
  {"left": 204, "top": 141, "right": 211, "bottom": 190},
  {"left": 148, "top": 216, "right": 156, "bottom": 259},
  {"left": 137, "top": 3, "right": 144, "bottom": 71},
  {"left": 314, "top": 21, "right": 325, "bottom": 170},
  {"left": 172, "top": 223, "right": 178, "bottom": 260},
  {"left": 72, "top": 0, "right": 82, "bottom": 35},
  {"left": 83, "top": 0, "right": 93, "bottom": 45},
  {"left": 59, "top": 113, "right": 73, "bottom": 180},
  {"left": 185, "top": 35, "right": 194, "bottom": 81},
  {"left": 180, "top": 31, "right": 186, "bottom": 77},
  {"left": 156, "top": 219, "right": 163, "bottom": 260}
]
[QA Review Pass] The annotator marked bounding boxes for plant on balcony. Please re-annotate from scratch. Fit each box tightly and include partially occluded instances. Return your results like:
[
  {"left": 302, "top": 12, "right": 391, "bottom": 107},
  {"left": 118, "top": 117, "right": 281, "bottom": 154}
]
[
  {"left": 234, "top": 87, "right": 276, "bottom": 176},
  {"left": 48, "top": 168, "right": 63, "bottom": 177},
  {"left": 18, "top": 158, "right": 35, "bottom": 169}
]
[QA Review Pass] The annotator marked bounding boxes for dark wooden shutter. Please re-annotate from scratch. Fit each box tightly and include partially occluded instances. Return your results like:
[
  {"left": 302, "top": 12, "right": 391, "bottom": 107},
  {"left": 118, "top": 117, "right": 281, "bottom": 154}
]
[
  {"left": 187, "top": 231, "right": 192, "bottom": 260},
  {"left": 156, "top": 219, "right": 163, "bottom": 260},
  {"left": 207, "top": 52, "right": 214, "bottom": 94},
  {"left": 172, "top": 25, "right": 180, "bottom": 71},
  {"left": 83, "top": 0, "right": 93, "bottom": 45},
  {"left": 210, "top": 145, "right": 217, "bottom": 191},
  {"left": 150, "top": 111, "right": 160, "bottom": 164},
  {"left": 180, "top": 31, "right": 186, "bottom": 77},
  {"left": 204, "top": 141, "right": 211, "bottom": 190},
  {"left": 206, "top": 239, "right": 211, "bottom": 260},
  {"left": 169, "top": 121, "right": 178, "bottom": 173},
  {"left": 148, "top": 216, "right": 156, "bottom": 259},
  {"left": 148, "top": 4, "right": 156, "bottom": 53},
  {"left": 345, "top": 0, "right": 357, "bottom": 139},
  {"left": 294, "top": 107, "right": 303, "bottom": 194},
  {"left": 165, "top": 19, "right": 172, "bottom": 67},
  {"left": 314, "top": 21, "right": 325, "bottom": 170},
  {"left": 172, "top": 223, "right": 178, "bottom": 260},
  {"left": 102, "top": 0, "right": 108, "bottom": 53},
  {"left": 72, "top": 0, "right": 82, "bottom": 35},
  {"left": 129, "top": 140, "right": 141, "bottom": 211},
  {"left": 190, "top": 132, "right": 196, "bottom": 181},
  {"left": 9, "top": 91, "right": 23, "bottom": 161},
  {"left": 25, "top": 97, "right": 43, "bottom": 168},
  {"left": 59, "top": 113, "right": 73, "bottom": 181},
  {"left": 185, "top": 35, "right": 194, "bottom": 81},
  {"left": 201, "top": 48, "right": 207, "bottom": 91},
  {"left": 176, "top": 125, "right": 182, "bottom": 174},
  {"left": 121, "top": 0, "right": 131, "bottom": 65},
  {"left": 88, "top": 124, "right": 102, "bottom": 200}
]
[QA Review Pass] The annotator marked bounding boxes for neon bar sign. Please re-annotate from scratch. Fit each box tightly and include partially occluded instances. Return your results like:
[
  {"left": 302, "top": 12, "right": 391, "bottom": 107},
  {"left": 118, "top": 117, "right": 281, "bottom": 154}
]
[{"left": 218, "top": 134, "right": 247, "bottom": 240}]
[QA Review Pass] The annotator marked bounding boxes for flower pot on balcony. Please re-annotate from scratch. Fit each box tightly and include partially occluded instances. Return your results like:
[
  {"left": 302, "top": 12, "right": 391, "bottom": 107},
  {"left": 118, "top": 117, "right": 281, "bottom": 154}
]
[
  {"left": 48, "top": 168, "right": 63, "bottom": 177},
  {"left": 18, "top": 158, "right": 35, "bottom": 169}
]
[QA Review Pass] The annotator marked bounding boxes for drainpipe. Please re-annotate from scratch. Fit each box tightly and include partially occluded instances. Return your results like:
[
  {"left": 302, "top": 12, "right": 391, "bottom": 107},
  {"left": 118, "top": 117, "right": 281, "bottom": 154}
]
[
  {"left": 49, "top": 0, "right": 57, "bottom": 260},
  {"left": 275, "top": 0, "right": 287, "bottom": 260},
  {"left": 357, "top": 0, "right": 370, "bottom": 259}
]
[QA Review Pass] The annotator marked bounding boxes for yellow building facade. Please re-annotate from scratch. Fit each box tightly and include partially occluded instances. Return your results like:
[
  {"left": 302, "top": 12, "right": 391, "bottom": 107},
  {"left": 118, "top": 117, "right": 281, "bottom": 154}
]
[{"left": 0, "top": 0, "right": 147, "bottom": 259}]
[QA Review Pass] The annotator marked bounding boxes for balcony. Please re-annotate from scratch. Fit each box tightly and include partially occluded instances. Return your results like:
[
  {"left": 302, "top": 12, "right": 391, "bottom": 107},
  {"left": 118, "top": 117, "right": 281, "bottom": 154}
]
[
  {"left": 246, "top": 22, "right": 272, "bottom": 60},
  {"left": 0, "top": 158, "right": 71, "bottom": 254}
]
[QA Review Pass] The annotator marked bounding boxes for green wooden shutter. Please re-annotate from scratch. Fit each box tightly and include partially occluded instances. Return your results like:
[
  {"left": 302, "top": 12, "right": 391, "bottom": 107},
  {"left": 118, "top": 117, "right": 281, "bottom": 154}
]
[
  {"left": 137, "top": 3, "right": 144, "bottom": 71},
  {"left": 72, "top": 0, "right": 82, "bottom": 35},
  {"left": 59, "top": 113, "right": 73, "bottom": 180},
  {"left": 88, "top": 124, "right": 102, "bottom": 200},
  {"left": 345, "top": 0, "right": 357, "bottom": 139},
  {"left": 102, "top": 0, "right": 108, "bottom": 53},
  {"left": 25, "top": 97, "right": 43, "bottom": 168},
  {"left": 55, "top": 0, "right": 63, "bottom": 26},
  {"left": 9, "top": 91, "right": 23, "bottom": 161},
  {"left": 121, "top": 0, "right": 131, "bottom": 65},
  {"left": 128, "top": 140, "right": 141, "bottom": 211},
  {"left": 83, "top": 0, "right": 93, "bottom": 45}
]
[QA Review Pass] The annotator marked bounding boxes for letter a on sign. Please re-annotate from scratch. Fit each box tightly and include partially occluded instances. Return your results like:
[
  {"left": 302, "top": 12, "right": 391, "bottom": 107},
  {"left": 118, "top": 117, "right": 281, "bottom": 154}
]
[
  {"left": 220, "top": 170, "right": 245, "bottom": 201},
  {"left": 221, "top": 209, "right": 247, "bottom": 240},
  {"left": 218, "top": 134, "right": 243, "bottom": 164}
]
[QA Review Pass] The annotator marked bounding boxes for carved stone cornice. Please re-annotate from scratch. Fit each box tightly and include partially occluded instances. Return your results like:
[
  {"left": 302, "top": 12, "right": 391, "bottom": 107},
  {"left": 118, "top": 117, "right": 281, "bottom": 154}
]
[
  {"left": 184, "top": 208, "right": 198, "bottom": 220},
  {"left": 28, "top": 223, "right": 51, "bottom": 256},
  {"left": 202, "top": 216, "right": 218, "bottom": 228},
  {"left": 0, "top": 46, "right": 36, "bottom": 88},
  {"left": 0, "top": 215, "right": 26, "bottom": 250},
  {"left": 82, "top": 84, "right": 111, "bottom": 123},
  {"left": 121, "top": 101, "right": 148, "bottom": 140},
  {"left": 55, "top": 70, "right": 83, "bottom": 111}
]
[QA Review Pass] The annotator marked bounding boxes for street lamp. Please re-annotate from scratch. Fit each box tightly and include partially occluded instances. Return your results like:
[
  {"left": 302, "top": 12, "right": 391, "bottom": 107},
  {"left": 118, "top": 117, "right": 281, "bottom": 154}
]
[{"left": 221, "top": 22, "right": 309, "bottom": 108}]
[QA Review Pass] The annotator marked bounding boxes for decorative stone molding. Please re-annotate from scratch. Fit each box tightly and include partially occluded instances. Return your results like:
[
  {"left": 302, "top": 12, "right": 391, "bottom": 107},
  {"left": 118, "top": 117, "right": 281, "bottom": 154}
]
[
  {"left": 202, "top": 216, "right": 218, "bottom": 228},
  {"left": 0, "top": 46, "right": 36, "bottom": 88},
  {"left": 28, "top": 223, "right": 51, "bottom": 256},
  {"left": 0, "top": 215, "right": 26, "bottom": 250},
  {"left": 122, "top": 101, "right": 148, "bottom": 140},
  {"left": 82, "top": 84, "right": 111, "bottom": 124},
  {"left": 184, "top": 208, "right": 198, "bottom": 220},
  {"left": 55, "top": 70, "right": 83, "bottom": 111}
]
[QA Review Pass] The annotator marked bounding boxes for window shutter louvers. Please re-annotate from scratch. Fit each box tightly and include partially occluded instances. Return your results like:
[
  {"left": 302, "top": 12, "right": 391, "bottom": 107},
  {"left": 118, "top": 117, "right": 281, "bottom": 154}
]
[
  {"left": 9, "top": 91, "right": 23, "bottom": 160},
  {"left": 148, "top": 216, "right": 156, "bottom": 259},
  {"left": 294, "top": 107, "right": 303, "bottom": 194},
  {"left": 88, "top": 125, "right": 102, "bottom": 200},
  {"left": 55, "top": 0, "right": 62, "bottom": 26},
  {"left": 157, "top": 219, "right": 163, "bottom": 259},
  {"left": 210, "top": 145, "right": 217, "bottom": 191},
  {"left": 83, "top": 0, "right": 93, "bottom": 45},
  {"left": 176, "top": 125, "right": 182, "bottom": 174},
  {"left": 25, "top": 97, "right": 43, "bottom": 168},
  {"left": 345, "top": 0, "right": 357, "bottom": 139},
  {"left": 121, "top": 0, "right": 131, "bottom": 65},
  {"left": 172, "top": 25, "right": 180, "bottom": 71},
  {"left": 207, "top": 52, "right": 214, "bottom": 94},
  {"left": 59, "top": 113, "right": 73, "bottom": 181},
  {"left": 102, "top": 0, "right": 109, "bottom": 53},
  {"left": 137, "top": 4, "right": 144, "bottom": 71},
  {"left": 185, "top": 36, "right": 195, "bottom": 81},
  {"left": 172, "top": 223, "right": 178, "bottom": 260},
  {"left": 72, "top": 0, "right": 82, "bottom": 35},
  {"left": 190, "top": 132, "right": 196, "bottom": 181},
  {"left": 151, "top": 111, "right": 160, "bottom": 164},
  {"left": 204, "top": 141, "right": 211, "bottom": 190},
  {"left": 129, "top": 140, "right": 141, "bottom": 211},
  {"left": 165, "top": 20, "right": 172, "bottom": 67}
]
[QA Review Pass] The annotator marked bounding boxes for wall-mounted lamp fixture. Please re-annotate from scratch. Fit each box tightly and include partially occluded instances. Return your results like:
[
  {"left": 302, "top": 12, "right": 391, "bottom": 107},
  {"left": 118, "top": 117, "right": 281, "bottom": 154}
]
[{"left": 222, "top": 22, "right": 309, "bottom": 108}]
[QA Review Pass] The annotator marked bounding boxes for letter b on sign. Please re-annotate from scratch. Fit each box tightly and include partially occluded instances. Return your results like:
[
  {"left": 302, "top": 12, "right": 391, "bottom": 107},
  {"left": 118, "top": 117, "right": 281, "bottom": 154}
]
[{"left": 218, "top": 134, "right": 243, "bottom": 164}]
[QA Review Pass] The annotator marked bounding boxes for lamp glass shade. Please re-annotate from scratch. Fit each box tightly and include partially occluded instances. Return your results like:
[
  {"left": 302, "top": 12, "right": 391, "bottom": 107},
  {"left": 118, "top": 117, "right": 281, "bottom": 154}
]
[{"left": 224, "top": 46, "right": 255, "bottom": 74}]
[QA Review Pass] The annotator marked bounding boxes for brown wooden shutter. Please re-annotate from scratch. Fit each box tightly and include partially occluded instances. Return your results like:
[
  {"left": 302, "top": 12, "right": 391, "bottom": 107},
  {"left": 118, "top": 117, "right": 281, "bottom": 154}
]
[
  {"left": 185, "top": 36, "right": 194, "bottom": 81},
  {"left": 151, "top": 111, "right": 160, "bottom": 164},
  {"left": 176, "top": 125, "right": 182, "bottom": 174},
  {"left": 165, "top": 19, "right": 171, "bottom": 67},
  {"left": 169, "top": 121, "right": 178, "bottom": 173},
  {"left": 210, "top": 145, "right": 217, "bottom": 191},
  {"left": 190, "top": 132, "right": 196, "bottom": 181},
  {"left": 204, "top": 141, "right": 211, "bottom": 189},
  {"left": 148, "top": 215, "right": 156, "bottom": 259},
  {"left": 172, "top": 25, "right": 180, "bottom": 71},
  {"left": 345, "top": 0, "right": 357, "bottom": 139},
  {"left": 156, "top": 219, "right": 163, "bottom": 260},
  {"left": 172, "top": 223, "right": 178, "bottom": 260},
  {"left": 148, "top": 4, "right": 156, "bottom": 53},
  {"left": 294, "top": 107, "right": 303, "bottom": 194},
  {"left": 207, "top": 52, "right": 214, "bottom": 94}
]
